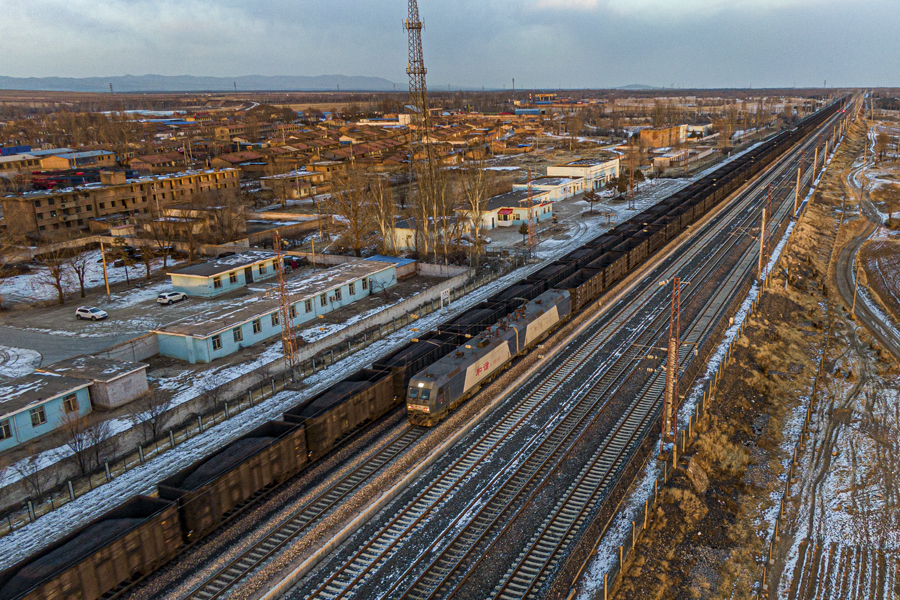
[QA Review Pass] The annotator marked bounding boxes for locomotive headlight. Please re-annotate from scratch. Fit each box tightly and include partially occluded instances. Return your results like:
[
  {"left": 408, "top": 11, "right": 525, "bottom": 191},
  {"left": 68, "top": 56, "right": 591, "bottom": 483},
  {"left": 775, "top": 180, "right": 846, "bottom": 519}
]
[{"left": 418, "top": 382, "right": 424, "bottom": 388}]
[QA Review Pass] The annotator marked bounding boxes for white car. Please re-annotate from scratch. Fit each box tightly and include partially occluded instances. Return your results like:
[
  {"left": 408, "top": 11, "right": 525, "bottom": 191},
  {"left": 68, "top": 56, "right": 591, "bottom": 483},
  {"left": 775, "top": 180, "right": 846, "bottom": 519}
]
[
  {"left": 157, "top": 292, "right": 188, "bottom": 305},
  {"left": 75, "top": 307, "right": 108, "bottom": 321}
]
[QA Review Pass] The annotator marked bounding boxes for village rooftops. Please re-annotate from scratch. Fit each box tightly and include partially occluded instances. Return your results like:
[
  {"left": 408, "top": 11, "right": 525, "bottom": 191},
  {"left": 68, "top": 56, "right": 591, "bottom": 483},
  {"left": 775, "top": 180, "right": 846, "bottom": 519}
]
[
  {"left": 485, "top": 189, "right": 551, "bottom": 212},
  {"left": 37, "top": 355, "right": 148, "bottom": 383},
  {"left": 155, "top": 260, "right": 393, "bottom": 338},
  {"left": 0, "top": 373, "right": 90, "bottom": 419},
  {"left": 171, "top": 251, "right": 277, "bottom": 279}
]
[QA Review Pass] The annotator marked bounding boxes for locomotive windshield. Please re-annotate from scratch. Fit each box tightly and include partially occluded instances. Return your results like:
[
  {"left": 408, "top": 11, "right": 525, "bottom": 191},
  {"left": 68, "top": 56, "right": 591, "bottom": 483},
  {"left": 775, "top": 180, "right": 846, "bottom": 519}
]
[
  {"left": 408, "top": 387, "right": 418, "bottom": 398},
  {"left": 420, "top": 388, "right": 431, "bottom": 400}
]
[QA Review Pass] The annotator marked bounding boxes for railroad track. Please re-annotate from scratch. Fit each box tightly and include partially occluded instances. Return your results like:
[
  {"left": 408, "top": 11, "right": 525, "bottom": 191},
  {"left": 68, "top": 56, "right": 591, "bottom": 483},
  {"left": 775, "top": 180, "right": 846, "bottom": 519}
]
[
  {"left": 293, "top": 125, "right": 814, "bottom": 600},
  {"left": 481, "top": 114, "right": 846, "bottom": 600},
  {"left": 182, "top": 425, "right": 428, "bottom": 600}
]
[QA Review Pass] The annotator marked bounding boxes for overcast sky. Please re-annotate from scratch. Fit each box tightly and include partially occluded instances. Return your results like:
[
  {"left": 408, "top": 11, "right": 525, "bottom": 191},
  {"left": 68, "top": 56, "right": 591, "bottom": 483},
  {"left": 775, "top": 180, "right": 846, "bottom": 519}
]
[{"left": 1, "top": 0, "right": 897, "bottom": 89}]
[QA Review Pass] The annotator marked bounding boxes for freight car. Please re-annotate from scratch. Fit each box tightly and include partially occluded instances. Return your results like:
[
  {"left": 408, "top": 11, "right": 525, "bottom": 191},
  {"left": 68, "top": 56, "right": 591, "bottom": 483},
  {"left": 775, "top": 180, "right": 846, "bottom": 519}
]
[
  {"left": 2, "top": 99, "right": 848, "bottom": 600},
  {"left": 158, "top": 422, "right": 306, "bottom": 542},
  {"left": 0, "top": 497, "right": 181, "bottom": 600},
  {"left": 283, "top": 368, "right": 395, "bottom": 460},
  {"left": 407, "top": 289, "right": 572, "bottom": 426}
]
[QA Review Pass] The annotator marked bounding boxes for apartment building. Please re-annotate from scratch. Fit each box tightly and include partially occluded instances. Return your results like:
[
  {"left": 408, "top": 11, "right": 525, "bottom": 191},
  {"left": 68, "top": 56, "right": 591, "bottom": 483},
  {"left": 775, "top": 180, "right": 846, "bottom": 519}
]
[{"left": 2, "top": 168, "right": 240, "bottom": 239}]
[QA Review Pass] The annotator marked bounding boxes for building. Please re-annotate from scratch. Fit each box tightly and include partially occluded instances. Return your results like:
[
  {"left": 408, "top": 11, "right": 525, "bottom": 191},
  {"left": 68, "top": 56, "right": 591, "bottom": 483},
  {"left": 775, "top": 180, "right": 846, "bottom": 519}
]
[
  {"left": 259, "top": 169, "right": 327, "bottom": 198},
  {"left": 153, "top": 260, "right": 397, "bottom": 364},
  {"left": 547, "top": 156, "right": 620, "bottom": 191},
  {"left": 0, "top": 373, "right": 92, "bottom": 452},
  {"left": 1, "top": 168, "right": 240, "bottom": 239},
  {"left": 458, "top": 189, "right": 553, "bottom": 231},
  {"left": 37, "top": 355, "right": 149, "bottom": 410},
  {"left": 639, "top": 125, "right": 688, "bottom": 148},
  {"left": 39, "top": 150, "right": 116, "bottom": 171},
  {"left": 169, "top": 251, "right": 280, "bottom": 298},
  {"left": 0, "top": 154, "right": 41, "bottom": 176},
  {"left": 512, "top": 176, "right": 586, "bottom": 202}
]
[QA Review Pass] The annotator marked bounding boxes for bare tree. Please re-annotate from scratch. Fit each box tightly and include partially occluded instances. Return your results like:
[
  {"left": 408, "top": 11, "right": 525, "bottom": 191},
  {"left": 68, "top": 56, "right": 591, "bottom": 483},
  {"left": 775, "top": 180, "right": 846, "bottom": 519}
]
[
  {"left": 86, "top": 419, "right": 116, "bottom": 472},
  {"left": 369, "top": 173, "right": 397, "bottom": 255},
  {"left": 145, "top": 217, "right": 177, "bottom": 269},
  {"left": 130, "top": 390, "right": 173, "bottom": 442},
  {"left": 324, "top": 166, "right": 374, "bottom": 257},
  {"left": 138, "top": 243, "right": 155, "bottom": 280},
  {"left": 69, "top": 250, "right": 92, "bottom": 298},
  {"left": 871, "top": 184, "right": 900, "bottom": 221},
  {"left": 33, "top": 248, "right": 73, "bottom": 305},
  {"left": 61, "top": 412, "right": 95, "bottom": 475},
  {"left": 13, "top": 445, "right": 56, "bottom": 501},
  {"left": 461, "top": 156, "right": 489, "bottom": 266}
]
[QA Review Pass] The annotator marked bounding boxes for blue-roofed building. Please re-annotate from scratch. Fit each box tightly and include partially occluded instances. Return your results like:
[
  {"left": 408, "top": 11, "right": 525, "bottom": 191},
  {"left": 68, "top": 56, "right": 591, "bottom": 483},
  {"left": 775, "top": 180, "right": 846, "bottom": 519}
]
[
  {"left": 366, "top": 255, "right": 417, "bottom": 278},
  {"left": 0, "top": 373, "right": 92, "bottom": 452}
]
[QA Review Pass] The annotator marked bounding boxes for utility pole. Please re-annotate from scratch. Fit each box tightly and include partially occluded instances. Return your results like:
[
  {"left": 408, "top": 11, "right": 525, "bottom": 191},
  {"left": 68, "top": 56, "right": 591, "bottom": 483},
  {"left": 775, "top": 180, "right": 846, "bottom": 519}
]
[
  {"left": 99, "top": 239, "right": 111, "bottom": 300},
  {"left": 852, "top": 265, "right": 862, "bottom": 314},
  {"left": 758, "top": 208, "right": 767, "bottom": 280},
  {"left": 661, "top": 276, "right": 681, "bottom": 458},
  {"left": 794, "top": 163, "right": 802, "bottom": 216},
  {"left": 273, "top": 232, "right": 297, "bottom": 374}
]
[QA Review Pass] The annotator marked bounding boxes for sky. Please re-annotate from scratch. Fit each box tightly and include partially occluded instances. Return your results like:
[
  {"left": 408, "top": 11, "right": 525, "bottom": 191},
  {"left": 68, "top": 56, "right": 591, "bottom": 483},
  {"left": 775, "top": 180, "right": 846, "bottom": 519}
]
[{"left": 1, "top": 0, "right": 898, "bottom": 89}]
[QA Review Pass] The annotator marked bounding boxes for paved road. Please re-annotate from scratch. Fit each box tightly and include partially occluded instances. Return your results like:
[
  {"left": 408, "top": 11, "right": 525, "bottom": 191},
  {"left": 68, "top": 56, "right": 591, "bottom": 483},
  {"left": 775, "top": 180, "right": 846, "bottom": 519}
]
[{"left": 0, "top": 326, "right": 136, "bottom": 367}]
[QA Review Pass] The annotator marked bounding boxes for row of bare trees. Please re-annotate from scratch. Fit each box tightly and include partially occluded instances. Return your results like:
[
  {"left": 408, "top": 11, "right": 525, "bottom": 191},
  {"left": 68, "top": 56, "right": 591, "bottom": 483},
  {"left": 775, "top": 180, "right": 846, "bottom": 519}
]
[{"left": 323, "top": 155, "right": 501, "bottom": 265}]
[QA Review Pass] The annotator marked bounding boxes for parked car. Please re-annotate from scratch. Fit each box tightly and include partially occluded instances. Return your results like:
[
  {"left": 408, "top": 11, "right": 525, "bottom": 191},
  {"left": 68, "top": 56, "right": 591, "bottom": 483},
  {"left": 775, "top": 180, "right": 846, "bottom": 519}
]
[
  {"left": 157, "top": 292, "right": 188, "bottom": 305},
  {"left": 75, "top": 306, "right": 108, "bottom": 320}
]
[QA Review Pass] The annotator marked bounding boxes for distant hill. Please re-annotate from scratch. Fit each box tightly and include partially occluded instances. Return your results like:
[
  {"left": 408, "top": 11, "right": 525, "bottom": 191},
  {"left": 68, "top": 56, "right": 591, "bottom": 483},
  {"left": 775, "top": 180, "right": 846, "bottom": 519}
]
[
  {"left": 0, "top": 74, "right": 399, "bottom": 93},
  {"left": 616, "top": 84, "right": 661, "bottom": 91}
]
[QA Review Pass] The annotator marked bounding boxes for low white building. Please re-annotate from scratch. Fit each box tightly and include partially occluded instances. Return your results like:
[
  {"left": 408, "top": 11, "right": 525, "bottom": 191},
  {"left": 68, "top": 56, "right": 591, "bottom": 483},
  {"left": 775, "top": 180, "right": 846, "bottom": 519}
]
[
  {"left": 512, "top": 176, "right": 585, "bottom": 202},
  {"left": 546, "top": 155, "right": 620, "bottom": 191},
  {"left": 38, "top": 355, "right": 149, "bottom": 410}
]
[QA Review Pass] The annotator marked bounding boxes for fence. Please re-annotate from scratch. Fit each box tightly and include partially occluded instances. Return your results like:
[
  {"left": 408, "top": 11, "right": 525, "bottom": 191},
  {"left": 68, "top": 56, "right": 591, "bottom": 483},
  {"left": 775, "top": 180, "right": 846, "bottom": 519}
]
[{"left": 0, "top": 259, "right": 522, "bottom": 538}]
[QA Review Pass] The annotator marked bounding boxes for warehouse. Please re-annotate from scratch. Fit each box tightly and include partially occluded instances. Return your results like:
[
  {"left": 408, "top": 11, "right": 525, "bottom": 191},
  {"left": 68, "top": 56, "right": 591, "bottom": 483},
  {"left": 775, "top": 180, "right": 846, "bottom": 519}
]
[{"left": 154, "top": 260, "right": 397, "bottom": 364}]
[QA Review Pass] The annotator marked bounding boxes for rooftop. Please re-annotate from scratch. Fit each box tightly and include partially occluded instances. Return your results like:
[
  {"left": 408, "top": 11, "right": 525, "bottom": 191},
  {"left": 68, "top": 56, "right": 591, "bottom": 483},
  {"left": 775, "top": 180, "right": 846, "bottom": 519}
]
[
  {"left": 559, "top": 155, "right": 620, "bottom": 167},
  {"left": 523, "top": 176, "right": 583, "bottom": 187},
  {"left": 171, "top": 251, "right": 277, "bottom": 279},
  {"left": 484, "top": 189, "right": 551, "bottom": 212},
  {"left": 37, "top": 355, "right": 147, "bottom": 383},
  {"left": 156, "top": 260, "right": 393, "bottom": 338},
  {"left": 0, "top": 373, "right": 90, "bottom": 419},
  {"left": 2, "top": 168, "right": 239, "bottom": 199}
]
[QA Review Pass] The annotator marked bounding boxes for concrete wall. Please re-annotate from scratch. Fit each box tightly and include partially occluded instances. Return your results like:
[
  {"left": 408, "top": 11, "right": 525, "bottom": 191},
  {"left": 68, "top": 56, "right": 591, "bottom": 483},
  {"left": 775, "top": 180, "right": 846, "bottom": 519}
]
[
  {"left": 0, "top": 387, "right": 91, "bottom": 452},
  {"left": 416, "top": 263, "right": 471, "bottom": 278},
  {"left": 91, "top": 371, "right": 149, "bottom": 410},
  {"left": 94, "top": 333, "right": 159, "bottom": 363}
]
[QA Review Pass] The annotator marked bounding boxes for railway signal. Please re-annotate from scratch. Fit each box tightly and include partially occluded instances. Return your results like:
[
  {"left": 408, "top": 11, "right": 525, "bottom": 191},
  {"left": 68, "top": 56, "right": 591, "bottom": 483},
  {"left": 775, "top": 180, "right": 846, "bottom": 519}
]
[{"left": 661, "top": 277, "right": 685, "bottom": 458}]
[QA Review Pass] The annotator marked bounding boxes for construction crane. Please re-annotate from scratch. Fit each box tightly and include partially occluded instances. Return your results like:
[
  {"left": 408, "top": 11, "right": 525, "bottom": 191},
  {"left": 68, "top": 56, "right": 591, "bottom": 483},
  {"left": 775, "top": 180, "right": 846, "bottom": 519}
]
[{"left": 273, "top": 233, "right": 298, "bottom": 374}]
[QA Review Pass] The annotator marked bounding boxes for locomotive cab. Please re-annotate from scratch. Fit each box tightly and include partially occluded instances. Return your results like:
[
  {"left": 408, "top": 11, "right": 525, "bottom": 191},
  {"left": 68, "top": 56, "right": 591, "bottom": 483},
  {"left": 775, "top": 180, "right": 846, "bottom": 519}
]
[{"left": 407, "top": 378, "right": 444, "bottom": 425}]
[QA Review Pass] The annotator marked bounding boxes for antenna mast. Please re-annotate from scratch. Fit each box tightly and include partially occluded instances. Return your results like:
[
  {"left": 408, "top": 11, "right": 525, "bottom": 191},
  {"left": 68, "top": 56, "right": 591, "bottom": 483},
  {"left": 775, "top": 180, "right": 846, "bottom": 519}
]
[{"left": 405, "top": 0, "right": 430, "bottom": 153}]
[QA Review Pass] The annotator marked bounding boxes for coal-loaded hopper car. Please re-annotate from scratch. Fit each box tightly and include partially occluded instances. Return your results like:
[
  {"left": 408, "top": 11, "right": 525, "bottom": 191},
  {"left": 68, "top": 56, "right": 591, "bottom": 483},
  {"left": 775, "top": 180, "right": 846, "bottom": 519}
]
[
  {"left": 283, "top": 368, "right": 396, "bottom": 460},
  {"left": 0, "top": 497, "right": 181, "bottom": 600},
  {"left": 158, "top": 422, "right": 306, "bottom": 542},
  {"left": 407, "top": 289, "right": 572, "bottom": 426}
]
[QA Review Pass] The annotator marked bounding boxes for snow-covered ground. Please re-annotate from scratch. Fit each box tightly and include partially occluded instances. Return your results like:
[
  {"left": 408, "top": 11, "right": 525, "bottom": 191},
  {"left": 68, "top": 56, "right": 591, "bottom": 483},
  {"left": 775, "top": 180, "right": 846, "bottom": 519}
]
[
  {"left": 0, "top": 249, "right": 183, "bottom": 306},
  {"left": 0, "top": 345, "right": 42, "bottom": 379}
]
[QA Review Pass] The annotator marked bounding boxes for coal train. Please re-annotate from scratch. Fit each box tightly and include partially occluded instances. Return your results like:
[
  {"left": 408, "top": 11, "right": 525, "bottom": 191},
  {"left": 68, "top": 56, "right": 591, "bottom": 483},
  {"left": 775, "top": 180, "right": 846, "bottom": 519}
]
[{"left": 0, "top": 98, "right": 846, "bottom": 600}]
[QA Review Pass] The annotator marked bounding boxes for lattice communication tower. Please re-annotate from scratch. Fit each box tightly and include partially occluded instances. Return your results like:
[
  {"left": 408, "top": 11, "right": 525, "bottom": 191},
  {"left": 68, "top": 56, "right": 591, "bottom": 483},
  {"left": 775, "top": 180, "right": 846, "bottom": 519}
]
[{"left": 273, "top": 233, "right": 297, "bottom": 372}]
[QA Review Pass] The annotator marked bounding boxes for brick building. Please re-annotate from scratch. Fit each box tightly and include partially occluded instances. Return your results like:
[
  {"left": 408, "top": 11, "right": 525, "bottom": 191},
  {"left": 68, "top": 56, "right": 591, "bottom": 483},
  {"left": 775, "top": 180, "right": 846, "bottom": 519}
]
[
  {"left": 2, "top": 168, "right": 240, "bottom": 239},
  {"left": 639, "top": 125, "right": 688, "bottom": 148}
]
